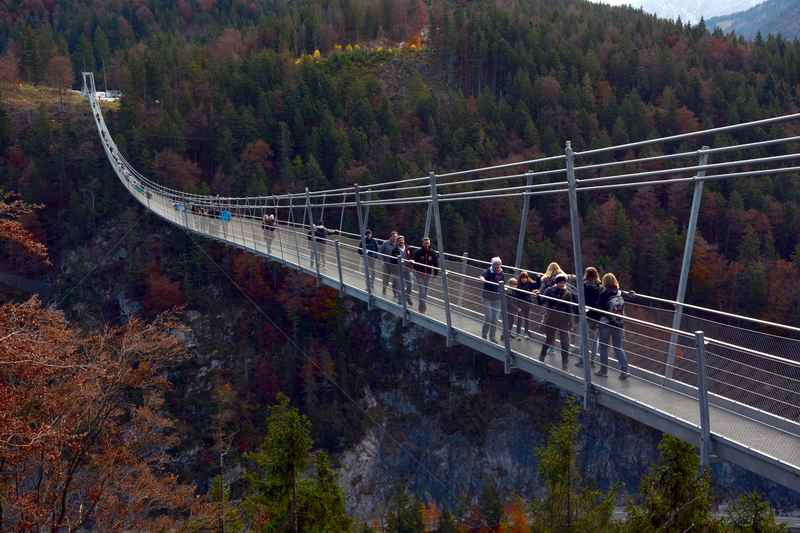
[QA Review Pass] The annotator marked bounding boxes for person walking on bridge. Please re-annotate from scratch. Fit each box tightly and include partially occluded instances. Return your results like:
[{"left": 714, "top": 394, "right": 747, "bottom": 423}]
[
  {"left": 514, "top": 271, "right": 540, "bottom": 339},
  {"left": 359, "top": 229, "right": 379, "bottom": 291},
  {"left": 380, "top": 231, "right": 398, "bottom": 298},
  {"left": 576, "top": 266, "right": 602, "bottom": 369},
  {"left": 596, "top": 273, "right": 628, "bottom": 380},
  {"left": 262, "top": 213, "right": 276, "bottom": 253},
  {"left": 412, "top": 237, "right": 439, "bottom": 313},
  {"left": 309, "top": 224, "right": 339, "bottom": 270},
  {"left": 392, "top": 235, "right": 413, "bottom": 306},
  {"left": 538, "top": 273, "right": 575, "bottom": 370},
  {"left": 480, "top": 257, "right": 505, "bottom": 343}
]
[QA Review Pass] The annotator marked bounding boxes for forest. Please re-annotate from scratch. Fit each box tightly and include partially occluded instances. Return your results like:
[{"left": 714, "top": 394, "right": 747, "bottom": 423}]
[
  {"left": 2, "top": 0, "right": 800, "bottom": 530},
  {"left": 2, "top": 0, "right": 800, "bottom": 320}
]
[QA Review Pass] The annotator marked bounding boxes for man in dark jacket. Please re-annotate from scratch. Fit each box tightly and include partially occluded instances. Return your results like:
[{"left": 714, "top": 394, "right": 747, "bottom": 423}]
[
  {"left": 391, "top": 235, "right": 414, "bottom": 305},
  {"left": 412, "top": 237, "right": 439, "bottom": 313},
  {"left": 379, "top": 231, "right": 398, "bottom": 297},
  {"left": 480, "top": 257, "right": 505, "bottom": 343},
  {"left": 308, "top": 224, "right": 339, "bottom": 269},
  {"left": 538, "top": 273, "right": 575, "bottom": 370},
  {"left": 358, "top": 229, "right": 379, "bottom": 290}
]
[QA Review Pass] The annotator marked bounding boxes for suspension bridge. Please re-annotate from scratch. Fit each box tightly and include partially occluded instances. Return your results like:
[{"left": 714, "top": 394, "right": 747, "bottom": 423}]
[{"left": 82, "top": 72, "right": 800, "bottom": 493}]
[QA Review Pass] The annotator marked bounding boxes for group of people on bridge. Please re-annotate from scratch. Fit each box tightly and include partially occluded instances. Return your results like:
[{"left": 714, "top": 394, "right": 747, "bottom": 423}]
[
  {"left": 353, "top": 227, "right": 629, "bottom": 379},
  {"left": 480, "top": 258, "right": 628, "bottom": 378}
]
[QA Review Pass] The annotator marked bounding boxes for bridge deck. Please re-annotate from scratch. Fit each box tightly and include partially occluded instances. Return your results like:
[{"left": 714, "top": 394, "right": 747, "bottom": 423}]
[{"left": 139, "top": 190, "right": 800, "bottom": 491}]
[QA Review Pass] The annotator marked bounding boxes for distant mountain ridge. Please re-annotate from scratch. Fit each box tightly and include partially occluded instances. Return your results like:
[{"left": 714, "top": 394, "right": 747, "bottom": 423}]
[
  {"left": 707, "top": 0, "right": 800, "bottom": 39},
  {"left": 593, "top": 0, "right": 762, "bottom": 23}
]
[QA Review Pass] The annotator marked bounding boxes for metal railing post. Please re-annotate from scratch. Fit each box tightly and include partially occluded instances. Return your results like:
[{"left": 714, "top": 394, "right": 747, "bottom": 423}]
[
  {"left": 430, "top": 171, "right": 454, "bottom": 345},
  {"left": 515, "top": 170, "right": 534, "bottom": 269},
  {"left": 499, "top": 281, "right": 514, "bottom": 374},
  {"left": 290, "top": 196, "right": 302, "bottom": 271},
  {"left": 238, "top": 203, "right": 246, "bottom": 248},
  {"left": 398, "top": 257, "right": 408, "bottom": 325},
  {"left": 424, "top": 201, "right": 432, "bottom": 239},
  {"left": 335, "top": 240, "right": 344, "bottom": 294},
  {"left": 275, "top": 198, "right": 285, "bottom": 263},
  {"left": 355, "top": 184, "right": 373, "bottom": 309},
  {"left": 566, "top": 141, "right": 592, "bottom": 409},
  {"left": 306, "top": 188, "right": 321, "bottom": 285},
  {"left": 667, "top": 147, "right": 710, "bottom": 379},
  {"left": 458, "top": 252, "right": 469, "bottom": 308},
  {"left": 695, "top": 330, "right": 712, "bottom": 470},
  {"left": 364, "top": 188, "right": 372, "bottom": 228}
]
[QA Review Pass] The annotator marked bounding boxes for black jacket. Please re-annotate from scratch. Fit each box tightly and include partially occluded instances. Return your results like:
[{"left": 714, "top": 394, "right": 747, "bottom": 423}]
[
  {"left": 540, "top": 284, "right": 575, "bottom": 329},
  {"left": 412, "top": 247, "right": 439, "bottom": 275},
  {"left": 584, "top": 280, "right": 602, "bottom": 321},
  {"left": 359, "top": 237, "right": 379, "bottom": 257},
  {"left": 597, "top": 287, "right": 625, "bottom": 327},
  {"left": 515, "top": 275, "right": 541, "bottom": 302},
  {"left": 481, "top": 267, "right": 504, "bottom": 294},
  {"left": 308, "top": 227, "right": 339, "bottom": 243}
]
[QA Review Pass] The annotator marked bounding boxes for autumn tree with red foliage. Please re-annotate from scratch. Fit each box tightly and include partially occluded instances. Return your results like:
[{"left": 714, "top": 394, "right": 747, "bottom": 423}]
[
  {"left": 0, "top": 49, "right": 19, "bottom": 86},
  {"left": 0, "top": 190, "right": 49, "bottom": 272},
  {"left": 143, "top": 262, "right": 185, "bottom": 314},
  {"left": 231, "top": 251, "right": 272, "bottom": 301},
  {"left": 0, "top": 195, "right": 214, "bottom": 529},
  {"left": 45, "top": 54, "right": 73, "bottom": 107},
  {"left": 0, "top": 298, "right": 211, "bottom": 531},
  {"left": 154, "top": 149, "right": 202, "bottom": 192}
]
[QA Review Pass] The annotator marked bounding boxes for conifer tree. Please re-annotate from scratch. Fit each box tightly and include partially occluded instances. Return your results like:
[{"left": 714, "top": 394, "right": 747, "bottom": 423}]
[
  {"left": 623, "top": 435, "right": 721, "bottom": 533},
  {"left": 725, "top": 492, "right": 787, "bottom": 533},
  {"left": 530, "top": 400, "right": 616, "bottom": 533},
  {"left": 245, "top": 394, "right": 352, "bottom": 533}
]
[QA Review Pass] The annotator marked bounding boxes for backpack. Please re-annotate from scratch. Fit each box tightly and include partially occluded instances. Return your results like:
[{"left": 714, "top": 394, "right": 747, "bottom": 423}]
[{"left": 606, "top": 291, "right": 625, "bottom": 326}]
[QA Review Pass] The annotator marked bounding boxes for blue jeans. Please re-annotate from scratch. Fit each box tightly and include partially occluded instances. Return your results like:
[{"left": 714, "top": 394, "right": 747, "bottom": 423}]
[
  {"left": 482, "top": 294, "right": 500, "bottom": 340},
  {"left": 599, "top": 323, "right": 628, "bottom": 374},
  {"left": 415, "top": 272, "right": 431, "bottom": 307}
]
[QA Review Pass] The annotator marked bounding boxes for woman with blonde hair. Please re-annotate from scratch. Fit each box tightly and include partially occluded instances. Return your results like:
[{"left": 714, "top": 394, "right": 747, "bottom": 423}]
[
  {"left": 540, "top": 262, "right": 564, "bottom": 290},
  {"left": 596, "top": 272, "right": 628, "bottom": 379}
]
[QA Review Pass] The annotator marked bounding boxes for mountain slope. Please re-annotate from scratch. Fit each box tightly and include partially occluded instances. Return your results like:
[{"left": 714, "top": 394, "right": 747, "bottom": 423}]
[
  {"left": 708, "top": 0, "right": 800, "bottom": 38},
  {"left": 592, "top": 0, "right": 762, "bottom": 23}
]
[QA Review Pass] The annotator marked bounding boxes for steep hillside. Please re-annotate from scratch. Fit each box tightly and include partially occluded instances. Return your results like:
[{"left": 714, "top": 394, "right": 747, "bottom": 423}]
[{"left": 708, "top": 0, "right": 800, "bottom": 39}]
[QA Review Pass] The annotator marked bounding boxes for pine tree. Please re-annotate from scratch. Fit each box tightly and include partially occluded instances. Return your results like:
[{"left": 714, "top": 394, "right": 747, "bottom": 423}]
[
  {"left": 623, "top": 435, "right": 721, "bottom": 533},
  {"left": 725, "top": 492, "right": 787, "bottom": 533},
  {"left": 479, "top": 480, "right": 503, "bottom": 530},
  {"left": 530, "top": 400, "right": 617, "bottom": 533},
  {"left": 436, "top": 509, "right": 459, "bottom": 533},
  {"left": 303, "top": 452, "right": 353, "bottom": 533},
  {"left": 387, "top": 489, "right": 425, "bottom": 533},
  {"left": 245, "top": 393, "right": 313, "bottom": 533},
  {"left": 244, "top": 394, "right": 352, "bottom": 532}
]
